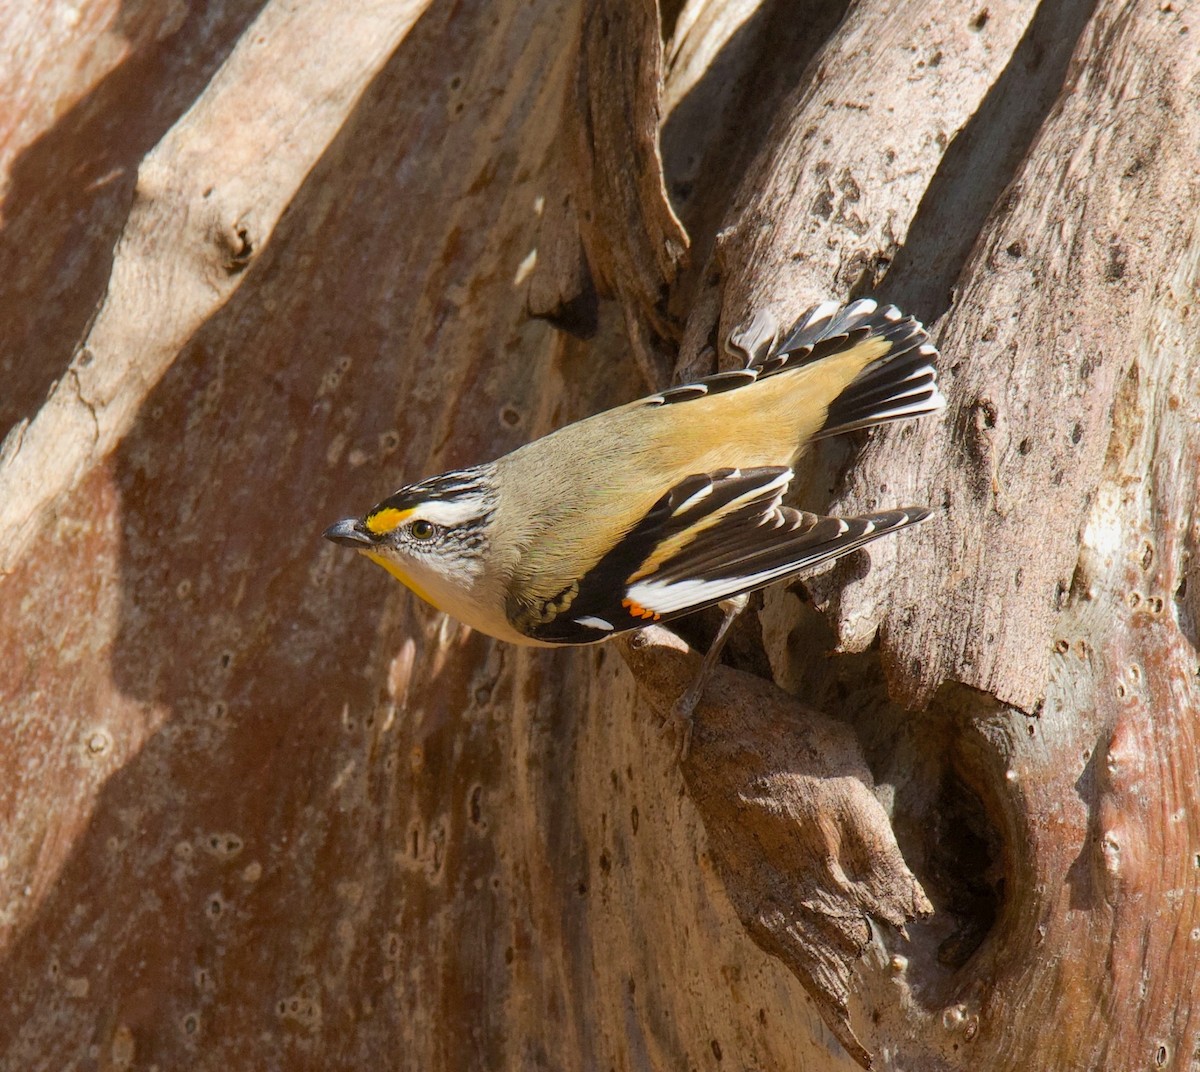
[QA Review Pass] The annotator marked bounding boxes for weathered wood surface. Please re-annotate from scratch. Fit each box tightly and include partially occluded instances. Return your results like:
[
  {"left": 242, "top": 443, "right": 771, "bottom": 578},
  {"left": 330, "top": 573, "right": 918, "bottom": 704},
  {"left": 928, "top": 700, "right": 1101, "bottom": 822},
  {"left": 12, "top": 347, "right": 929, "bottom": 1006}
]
[
  {"left": 1, "top": 1, "right": 1197, "bottom": 1069},
  {"left": 0, "top": 0, "right": 432, "bottom": 577}
]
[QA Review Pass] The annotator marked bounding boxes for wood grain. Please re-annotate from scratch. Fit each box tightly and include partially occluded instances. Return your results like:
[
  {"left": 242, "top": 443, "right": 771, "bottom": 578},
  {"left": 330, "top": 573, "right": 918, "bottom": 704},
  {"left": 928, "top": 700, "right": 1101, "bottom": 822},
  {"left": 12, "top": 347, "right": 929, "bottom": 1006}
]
[{"left": 2, "top": 0, "right": 1198, "bottom": 1068}]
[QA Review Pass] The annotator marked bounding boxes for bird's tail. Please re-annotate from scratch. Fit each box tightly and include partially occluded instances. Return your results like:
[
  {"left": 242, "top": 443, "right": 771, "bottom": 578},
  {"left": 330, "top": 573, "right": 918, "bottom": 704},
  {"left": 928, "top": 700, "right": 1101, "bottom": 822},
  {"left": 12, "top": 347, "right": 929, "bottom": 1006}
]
[{"left": 746, "top": 298, "right": 946, "bottom": 438}]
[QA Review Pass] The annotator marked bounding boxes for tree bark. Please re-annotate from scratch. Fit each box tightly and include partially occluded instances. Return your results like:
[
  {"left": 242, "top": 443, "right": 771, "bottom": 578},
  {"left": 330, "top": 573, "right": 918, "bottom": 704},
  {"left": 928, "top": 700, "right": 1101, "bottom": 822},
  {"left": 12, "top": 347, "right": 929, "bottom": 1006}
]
[{"left": 1, "top": 1, "right": 1197, "bottom": 1070}]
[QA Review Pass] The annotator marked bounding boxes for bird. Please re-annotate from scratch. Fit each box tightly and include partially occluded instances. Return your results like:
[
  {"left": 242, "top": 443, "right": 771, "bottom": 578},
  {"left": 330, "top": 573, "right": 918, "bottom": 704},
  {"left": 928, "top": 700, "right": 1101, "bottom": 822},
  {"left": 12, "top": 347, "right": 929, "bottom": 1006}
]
[{"left": 325, "top": 298, "right": 944, "bottom": 733}]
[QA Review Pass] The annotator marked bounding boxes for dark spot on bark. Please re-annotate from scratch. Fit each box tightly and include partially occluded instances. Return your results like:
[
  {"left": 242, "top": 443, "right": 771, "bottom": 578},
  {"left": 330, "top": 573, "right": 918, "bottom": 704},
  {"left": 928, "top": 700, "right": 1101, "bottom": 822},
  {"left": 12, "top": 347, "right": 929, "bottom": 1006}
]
[
  {"left": 599, "top": 851, "right": 611, "bottom": 874},
  {"left": 812, "top": 186, "right": 834, "bottom": 220},
  {"left": 1071, "top": 421, "right": 1083, "bottom": 444},
  {"left": 1018, "top": 437, "right": 1031, "bottom": 455},
  {"left": 970, "top": 9, "right": 990, "bottom": 30},
  {"left": 222, "top": 226, "right": 254, "bottom": 274},
  {"left": 711, "top": 1040, "right": 723, "bottom": 1061},
  {"left": 630, "top": 805, "right": 639, "bottom": 834},
  {"left": 1105, "top": 240, "right": 1127, "bottom": 282},
  {"left": 1005, "top": 240, "right": 1023, "bottom": 259},
  {"left": 469, "top": 785, "right": 483, "bottom": 825}
]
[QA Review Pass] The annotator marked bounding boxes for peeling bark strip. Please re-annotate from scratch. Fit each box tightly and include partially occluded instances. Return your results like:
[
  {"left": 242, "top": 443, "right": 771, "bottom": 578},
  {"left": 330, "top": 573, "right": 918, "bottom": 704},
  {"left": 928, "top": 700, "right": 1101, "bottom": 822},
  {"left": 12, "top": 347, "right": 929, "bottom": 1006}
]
[
  {"left": 835, "top": 0, "right": 1200, "bottom": 713},
  {"left": 571, "top": 0, "right": 689, "bottom": 362},
  {"left": 0, "top": 0, "right": 432, "bottom": 577}
]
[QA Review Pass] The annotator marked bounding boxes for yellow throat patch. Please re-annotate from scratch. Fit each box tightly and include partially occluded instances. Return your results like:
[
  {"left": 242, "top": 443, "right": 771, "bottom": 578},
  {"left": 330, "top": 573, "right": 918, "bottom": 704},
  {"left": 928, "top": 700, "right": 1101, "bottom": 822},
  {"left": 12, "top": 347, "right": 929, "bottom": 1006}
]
[{"left": 362, "top": 550, "right": 439, "bottom": 609}]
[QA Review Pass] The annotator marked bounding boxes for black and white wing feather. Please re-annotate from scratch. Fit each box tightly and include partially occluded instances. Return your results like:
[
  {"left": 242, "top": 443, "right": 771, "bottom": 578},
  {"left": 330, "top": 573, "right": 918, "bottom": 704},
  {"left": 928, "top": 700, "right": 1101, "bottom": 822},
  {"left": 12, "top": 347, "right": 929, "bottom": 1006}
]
[
  {"left": 649, "top": 298, "right": 944, "bottom": 437},
  {"left": 522, "top": 466, "right": 928, "bottom": 643}
]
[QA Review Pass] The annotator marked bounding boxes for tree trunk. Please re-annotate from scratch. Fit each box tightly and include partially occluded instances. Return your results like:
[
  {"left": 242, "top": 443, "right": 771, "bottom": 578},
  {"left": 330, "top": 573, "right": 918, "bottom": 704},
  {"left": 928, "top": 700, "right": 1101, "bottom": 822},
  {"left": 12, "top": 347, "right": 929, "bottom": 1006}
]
[{"left": 1, "top": 1, "right": 1197, "bottom": 1069}]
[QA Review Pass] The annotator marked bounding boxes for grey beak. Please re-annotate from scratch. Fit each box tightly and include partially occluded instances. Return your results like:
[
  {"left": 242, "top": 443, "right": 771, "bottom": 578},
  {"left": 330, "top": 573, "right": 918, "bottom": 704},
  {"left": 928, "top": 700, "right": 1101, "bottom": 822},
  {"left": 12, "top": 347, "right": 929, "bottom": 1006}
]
[{"left": 324, "top": 517, "right": 374, "bottom": 548}]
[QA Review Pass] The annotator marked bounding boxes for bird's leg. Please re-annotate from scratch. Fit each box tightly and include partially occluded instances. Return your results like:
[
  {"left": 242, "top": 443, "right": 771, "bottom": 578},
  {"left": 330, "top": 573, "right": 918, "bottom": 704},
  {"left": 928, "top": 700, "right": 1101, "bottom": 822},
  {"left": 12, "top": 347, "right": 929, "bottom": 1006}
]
[{"left": 665, "top": 594, "right": 749, "bottom": 761}]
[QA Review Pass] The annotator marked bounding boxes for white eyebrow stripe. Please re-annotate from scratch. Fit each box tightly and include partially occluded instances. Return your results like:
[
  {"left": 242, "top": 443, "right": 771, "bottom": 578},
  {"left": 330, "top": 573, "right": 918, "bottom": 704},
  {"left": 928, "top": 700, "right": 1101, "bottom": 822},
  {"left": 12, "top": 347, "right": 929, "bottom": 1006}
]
[{"left": 417, "top": 495, "right": 492, "bottom": 526}]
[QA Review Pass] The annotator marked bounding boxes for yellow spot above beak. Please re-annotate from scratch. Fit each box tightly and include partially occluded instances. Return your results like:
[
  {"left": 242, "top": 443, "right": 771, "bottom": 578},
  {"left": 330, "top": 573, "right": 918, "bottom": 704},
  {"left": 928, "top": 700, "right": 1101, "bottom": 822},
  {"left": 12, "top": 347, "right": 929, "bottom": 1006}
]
[{"left": 365, "top": 506, "right": 413, "bottom": 535}]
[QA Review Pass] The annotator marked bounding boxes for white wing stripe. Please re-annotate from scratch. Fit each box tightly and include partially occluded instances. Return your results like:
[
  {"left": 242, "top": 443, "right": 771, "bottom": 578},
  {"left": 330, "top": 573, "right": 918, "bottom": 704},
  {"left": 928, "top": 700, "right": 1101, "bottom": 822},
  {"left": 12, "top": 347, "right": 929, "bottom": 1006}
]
[
  {"left": 673, "top": 483, "right": 713, "bottom": 515},
  {"left": 628, "top": 560, "right": 811, "bottom": 614},
  {"left": 627, "top": 516, "right": 916, "bottom": 615}
]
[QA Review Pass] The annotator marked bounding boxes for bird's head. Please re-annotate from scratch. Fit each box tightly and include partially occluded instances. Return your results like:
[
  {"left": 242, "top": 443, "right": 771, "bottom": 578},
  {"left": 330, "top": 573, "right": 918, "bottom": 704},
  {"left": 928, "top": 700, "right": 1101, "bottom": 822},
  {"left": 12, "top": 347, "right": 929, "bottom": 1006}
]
[{"left": 324, "top": 466, "right": 498, "bottom": 612}]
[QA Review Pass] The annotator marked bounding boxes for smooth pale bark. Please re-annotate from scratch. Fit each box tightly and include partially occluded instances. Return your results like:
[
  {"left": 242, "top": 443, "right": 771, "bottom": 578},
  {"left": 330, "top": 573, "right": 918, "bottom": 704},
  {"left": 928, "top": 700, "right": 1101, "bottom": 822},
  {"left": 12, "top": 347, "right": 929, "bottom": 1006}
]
[
  {"left": 1, "top": 1, "right": 1197, "bottom": 1070},
  {"left": 0, "top": 0, "right": 432, "bottom": 576}
]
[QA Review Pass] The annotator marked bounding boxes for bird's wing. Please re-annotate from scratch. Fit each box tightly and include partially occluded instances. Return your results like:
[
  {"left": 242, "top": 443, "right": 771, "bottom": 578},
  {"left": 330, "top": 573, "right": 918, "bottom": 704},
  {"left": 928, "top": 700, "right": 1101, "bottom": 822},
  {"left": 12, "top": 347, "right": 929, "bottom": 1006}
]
[{"left": 515, "top": 465, "right": 928, "bottom": 643}]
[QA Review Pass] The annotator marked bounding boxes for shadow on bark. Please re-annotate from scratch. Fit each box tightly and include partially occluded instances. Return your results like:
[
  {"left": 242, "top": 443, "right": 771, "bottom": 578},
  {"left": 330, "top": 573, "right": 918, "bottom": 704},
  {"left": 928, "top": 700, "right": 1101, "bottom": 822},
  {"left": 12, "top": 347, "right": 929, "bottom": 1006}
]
[
  {"left": 0, "top": 4, "right": 574, "bottom": 1065},
  {"left": 880, "top": 0, "right": 1099, "bottom": 322}
]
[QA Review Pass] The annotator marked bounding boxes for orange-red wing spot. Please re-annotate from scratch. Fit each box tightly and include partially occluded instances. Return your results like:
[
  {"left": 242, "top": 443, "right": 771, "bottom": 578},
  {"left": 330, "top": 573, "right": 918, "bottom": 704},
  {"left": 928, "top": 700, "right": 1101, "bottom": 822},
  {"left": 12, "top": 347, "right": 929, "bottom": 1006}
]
[{"left": 621, "top": 598, "right": 660, "bottom": 621}]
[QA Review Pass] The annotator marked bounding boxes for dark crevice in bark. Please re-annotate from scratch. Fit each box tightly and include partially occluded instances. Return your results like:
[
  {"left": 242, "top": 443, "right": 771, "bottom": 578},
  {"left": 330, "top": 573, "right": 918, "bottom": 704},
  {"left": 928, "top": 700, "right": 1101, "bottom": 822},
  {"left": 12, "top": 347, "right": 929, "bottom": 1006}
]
[
  {"left": 926, "top": 764, "right": 1002, "bottom": 968},
  {"left": 1176, "top": 570, "right": 1198, "bottom": 654},
  {"left": 795, "top": 635, "right": 1009, "bottom": 1006},
  {"left": 877, "top": 0, "right": 1100, "bottom": 324}
]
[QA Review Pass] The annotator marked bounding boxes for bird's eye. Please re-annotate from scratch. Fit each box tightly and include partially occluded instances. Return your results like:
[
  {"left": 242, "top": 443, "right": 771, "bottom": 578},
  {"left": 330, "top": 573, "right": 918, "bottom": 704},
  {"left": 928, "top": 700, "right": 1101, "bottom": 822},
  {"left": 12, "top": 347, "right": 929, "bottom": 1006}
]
[{"left": 409, "top": 519, "right": 436, "bottom": 541}]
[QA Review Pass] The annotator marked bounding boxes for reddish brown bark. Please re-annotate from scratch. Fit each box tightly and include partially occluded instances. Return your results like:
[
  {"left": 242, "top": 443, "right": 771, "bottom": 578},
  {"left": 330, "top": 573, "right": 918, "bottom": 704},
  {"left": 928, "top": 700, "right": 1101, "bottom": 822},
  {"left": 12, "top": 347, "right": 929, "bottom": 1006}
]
[{"left": 1, "top": 1, "right": 1197, "bottom": 1069}]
